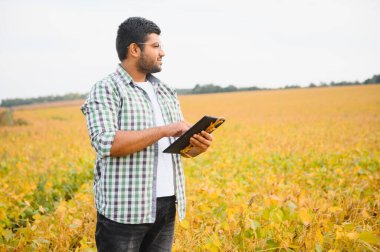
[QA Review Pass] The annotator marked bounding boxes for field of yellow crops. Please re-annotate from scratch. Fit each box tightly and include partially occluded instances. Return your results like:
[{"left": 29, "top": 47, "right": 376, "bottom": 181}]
[{"left": 1, "top": 85, "right": 379, "bottom": 251}]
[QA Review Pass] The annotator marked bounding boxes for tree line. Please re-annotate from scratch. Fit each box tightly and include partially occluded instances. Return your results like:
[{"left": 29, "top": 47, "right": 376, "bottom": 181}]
[
  {"left": 177, "top": 74, "right": 380, "bottom": 95},
  {"left": 1, "top": 74, "right": 379, "bottom": 107},
  {"left": 0, "top": 93, "right": 87, "bottom": 107}
]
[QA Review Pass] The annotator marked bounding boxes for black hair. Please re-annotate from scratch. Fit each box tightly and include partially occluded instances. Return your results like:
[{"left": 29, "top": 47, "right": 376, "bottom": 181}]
[{"left": 116, "top": 17, "right": 161, "bottom": 61}]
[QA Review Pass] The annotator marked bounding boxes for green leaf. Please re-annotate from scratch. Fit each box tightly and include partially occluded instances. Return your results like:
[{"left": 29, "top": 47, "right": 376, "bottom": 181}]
[
  {"left": 315, "top": 244, "right": 322, "bottom": 252},
  {"left": 266, "top": 239, "right": 279, "bottom": 248},
  {"left": 1, "top": 229, "right": 14, "bottom": 241},
  {"left": 250, "top": 219, "right": 261, "bottom": 230},
  {"left": 358, "top": 231, "right": 380, "bottom": 245},
  {"left": 287, "top": 201, "right": 297, "bottom": 214}
]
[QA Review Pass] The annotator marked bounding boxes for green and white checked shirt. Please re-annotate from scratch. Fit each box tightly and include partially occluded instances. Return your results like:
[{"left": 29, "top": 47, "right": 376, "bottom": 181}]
[{"left": 80, "top": 64, "right": 186, "bottom": 224}]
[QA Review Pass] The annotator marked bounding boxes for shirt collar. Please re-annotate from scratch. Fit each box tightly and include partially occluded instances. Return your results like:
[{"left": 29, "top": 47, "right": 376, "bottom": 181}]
[{"left": 116, "top": 64, "right": 161, "bottom": 87}]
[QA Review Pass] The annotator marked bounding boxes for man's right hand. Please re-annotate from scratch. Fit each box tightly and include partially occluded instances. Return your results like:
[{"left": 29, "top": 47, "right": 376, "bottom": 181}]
[
  {"left": 163, "top": 121, "right": 192, "bottom": 137},
  {"left": 110, "top": 121, "right": 192, "bottom": 157}
]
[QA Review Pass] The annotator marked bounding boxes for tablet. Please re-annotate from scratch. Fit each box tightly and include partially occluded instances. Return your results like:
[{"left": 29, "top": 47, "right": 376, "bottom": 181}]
[{"left": 163, "top": 115, "right": 225, "bottom": 154}]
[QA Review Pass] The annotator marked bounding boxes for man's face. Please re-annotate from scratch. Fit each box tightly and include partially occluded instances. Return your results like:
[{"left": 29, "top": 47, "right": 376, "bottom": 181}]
[{"left": 138, "top": 33, "right": 165, "bottom": 74}]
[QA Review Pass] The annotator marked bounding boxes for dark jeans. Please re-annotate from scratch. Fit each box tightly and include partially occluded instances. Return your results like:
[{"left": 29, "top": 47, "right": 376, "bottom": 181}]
[{"left": 95, "top": 195, "right": 176, "bottom": 252}]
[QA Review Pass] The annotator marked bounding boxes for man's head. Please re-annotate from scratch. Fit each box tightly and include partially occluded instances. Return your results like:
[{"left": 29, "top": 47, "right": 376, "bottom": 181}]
[{"left": 116, "top": 17, "right": 165, "bottom": 74}]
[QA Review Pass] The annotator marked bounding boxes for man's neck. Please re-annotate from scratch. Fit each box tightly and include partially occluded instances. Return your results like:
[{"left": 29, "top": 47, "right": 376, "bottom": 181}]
[{"left": 120, "top": 61, "right": 147, "bottom": 82}]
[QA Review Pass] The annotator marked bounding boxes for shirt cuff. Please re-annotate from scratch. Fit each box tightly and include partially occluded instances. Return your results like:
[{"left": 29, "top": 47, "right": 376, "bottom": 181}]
[{"left": 95, "top": 131, "right": 117, "bottom": 157}]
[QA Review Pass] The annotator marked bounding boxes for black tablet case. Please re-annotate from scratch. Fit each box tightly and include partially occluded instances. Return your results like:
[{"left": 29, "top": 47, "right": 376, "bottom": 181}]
[{"left": 163, "top": 116, "right": 225, "bottom": 154}]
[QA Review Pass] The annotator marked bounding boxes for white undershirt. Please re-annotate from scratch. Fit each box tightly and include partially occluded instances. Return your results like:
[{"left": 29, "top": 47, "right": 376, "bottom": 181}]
[{"left": 135, "top": 81, "right": 175, "bottom": 197}]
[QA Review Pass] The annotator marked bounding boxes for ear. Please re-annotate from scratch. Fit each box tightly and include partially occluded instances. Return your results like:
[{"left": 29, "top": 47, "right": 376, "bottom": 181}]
[{"left": 128, "top": 43, "right": 141, "bottom": 58}]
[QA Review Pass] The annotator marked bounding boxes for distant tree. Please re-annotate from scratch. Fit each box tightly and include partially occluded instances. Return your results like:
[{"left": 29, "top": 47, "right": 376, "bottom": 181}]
[
  {"left": 240, "top": 86, "right": 261, "bottom": 91},
  {"left": 176, "top": 88, "right": 192, "bottom": 95},
  {"left": 192, "top": 84, "right": 222, "bottom": 94},
  {"left": 363, "top": 74, "right": 380, "bottom": 84},
  {"left": 223, "top": 85, "right": 238, "bottom": 92},
  {"left": 284, "top": 85, "right": 301, "bottom": 89}
]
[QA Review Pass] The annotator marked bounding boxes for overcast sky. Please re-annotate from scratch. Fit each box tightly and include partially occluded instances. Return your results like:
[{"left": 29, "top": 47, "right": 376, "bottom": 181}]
[{"left": 1, "top": 0, "right": 379, "bottom": 101}]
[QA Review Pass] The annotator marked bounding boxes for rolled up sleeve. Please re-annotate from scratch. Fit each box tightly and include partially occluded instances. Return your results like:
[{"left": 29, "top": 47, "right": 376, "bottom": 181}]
[{"left": 80, "top": 80, "right": 119, "bottom": 158}]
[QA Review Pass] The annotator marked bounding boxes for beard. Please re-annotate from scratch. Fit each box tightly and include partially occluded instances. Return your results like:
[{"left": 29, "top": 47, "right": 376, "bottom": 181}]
[{"left": 137, "top": 52, "right": 162, "bottom": 74}]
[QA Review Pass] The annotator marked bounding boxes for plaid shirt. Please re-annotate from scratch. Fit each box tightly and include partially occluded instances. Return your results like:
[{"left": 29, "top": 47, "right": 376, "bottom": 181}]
[{"left": 80, "top": 64, "right": 186, "bottom": 224}]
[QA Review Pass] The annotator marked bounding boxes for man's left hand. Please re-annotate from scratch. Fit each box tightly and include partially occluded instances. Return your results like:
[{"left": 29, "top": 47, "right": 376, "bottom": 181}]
[{"left": 185, "top": 130, "right": 214, "bottom": 157}]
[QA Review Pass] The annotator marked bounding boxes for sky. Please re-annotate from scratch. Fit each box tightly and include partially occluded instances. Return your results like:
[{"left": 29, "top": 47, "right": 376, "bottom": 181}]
[{"left": 1, "top": 0, "right": 379, "bottom": 101}]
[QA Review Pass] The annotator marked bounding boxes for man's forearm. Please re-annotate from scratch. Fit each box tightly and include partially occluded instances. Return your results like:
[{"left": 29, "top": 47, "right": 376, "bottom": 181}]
[{"left": 110, "top": 126, "right": 166, "bottom": 157}]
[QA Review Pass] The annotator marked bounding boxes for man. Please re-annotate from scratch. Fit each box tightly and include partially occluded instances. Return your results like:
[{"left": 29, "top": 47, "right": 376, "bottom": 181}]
[{"left": 80, "top": 17, "right": 214, "bottom": 251}]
